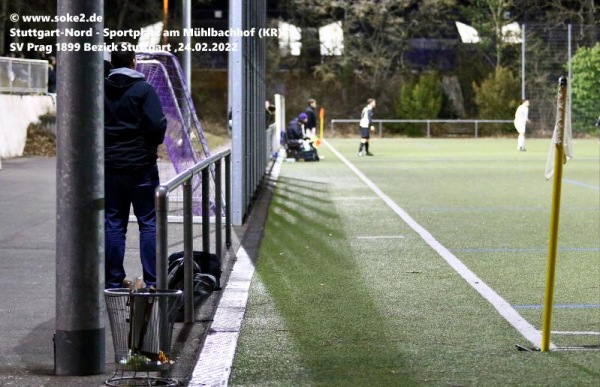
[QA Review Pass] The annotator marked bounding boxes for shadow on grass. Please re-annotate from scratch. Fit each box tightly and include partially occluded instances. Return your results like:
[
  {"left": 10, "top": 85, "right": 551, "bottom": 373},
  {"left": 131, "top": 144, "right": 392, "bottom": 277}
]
[{"left": 235, "top": 175, "right": 416, "bottom": 385}]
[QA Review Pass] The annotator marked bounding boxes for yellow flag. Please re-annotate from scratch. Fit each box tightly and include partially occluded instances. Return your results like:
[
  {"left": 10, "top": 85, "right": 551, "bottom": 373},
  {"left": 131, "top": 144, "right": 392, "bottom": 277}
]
[{"left": 311, "top": 134, "right": 322, "bottom": 148}]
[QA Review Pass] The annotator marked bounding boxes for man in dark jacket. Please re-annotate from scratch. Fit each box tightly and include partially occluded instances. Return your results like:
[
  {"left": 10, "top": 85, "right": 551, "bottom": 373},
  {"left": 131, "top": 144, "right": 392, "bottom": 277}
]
[
  {"left": 104, "top": 43, "right": 167, "bottom": 289},
  {"left": 285, "top": 113, "right": 321, "bottom": 160},
  {"left": 305, "top": 98, "right": 317, "bottom": 137},
  {"left": 286, "top": 112, "right": 307, "bottom": 141}
]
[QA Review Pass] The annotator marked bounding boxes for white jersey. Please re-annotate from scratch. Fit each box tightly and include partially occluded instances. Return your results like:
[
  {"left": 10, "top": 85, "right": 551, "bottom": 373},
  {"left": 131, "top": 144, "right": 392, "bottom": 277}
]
[
  {"left": 514, "top": 104, "right": 528, "bottom": 133},
  {"left": 359, "top": 105, "right": 372, "bottom": 128}
]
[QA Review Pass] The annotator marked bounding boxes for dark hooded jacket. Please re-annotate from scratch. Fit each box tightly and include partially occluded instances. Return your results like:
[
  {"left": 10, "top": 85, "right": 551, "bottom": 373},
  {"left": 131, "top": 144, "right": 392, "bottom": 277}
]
[
  {"left": 286, "top": 118, "right": 304, "bottom": 140},
  {"left": 305, "top": 105, "right": 317, "bottom": 130},
  {"left": 104, "top": 67, "right": 167, "bottom": 171}
]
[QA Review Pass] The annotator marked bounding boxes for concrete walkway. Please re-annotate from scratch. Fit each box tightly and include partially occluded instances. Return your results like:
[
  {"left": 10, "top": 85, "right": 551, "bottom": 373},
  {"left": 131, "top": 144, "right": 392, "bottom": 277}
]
[{"left": 0, "top": 156, "right": 267, "bottom": 386}]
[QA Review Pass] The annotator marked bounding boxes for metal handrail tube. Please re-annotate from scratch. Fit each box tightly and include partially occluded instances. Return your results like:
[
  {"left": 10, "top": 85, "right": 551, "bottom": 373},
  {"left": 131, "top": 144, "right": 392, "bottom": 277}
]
[
  {"left": 156, "top": 186, "right": 170, "bottom": 292},
  {"left": 155, "top": 148, "right": 231, "bottom": 323},
  {"left": 183, "top": 179, "right": 194, "bottom": 323},
  {"left": 329, "top": 119, "right": 513, "bottom": 138},
  {"left": 214, "top": 161, "right": 223, "bottom": 259},
  {"left": 225, "top": 153, "right": 232, "bottom": 248},
  {"left": 201, "top": 168, "right": 210, "bottom": 253}
]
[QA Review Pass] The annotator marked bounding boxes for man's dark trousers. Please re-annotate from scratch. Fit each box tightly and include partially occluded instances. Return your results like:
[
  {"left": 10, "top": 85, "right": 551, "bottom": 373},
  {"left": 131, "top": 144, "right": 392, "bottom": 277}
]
[{"left": 104, "top": 165, "right": 159, "bottom": 289}]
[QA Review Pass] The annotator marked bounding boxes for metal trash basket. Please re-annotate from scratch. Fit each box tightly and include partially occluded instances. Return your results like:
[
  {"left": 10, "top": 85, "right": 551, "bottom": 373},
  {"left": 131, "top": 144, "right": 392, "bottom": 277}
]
[{"left": 104, "top": 288, "right": 183, "bottom": 386}]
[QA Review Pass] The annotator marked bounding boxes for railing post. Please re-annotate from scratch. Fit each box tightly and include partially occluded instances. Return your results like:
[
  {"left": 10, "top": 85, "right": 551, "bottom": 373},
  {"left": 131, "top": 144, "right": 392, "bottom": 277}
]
[
  {"left": 183, "top": 178, "right": 194, "bottom": 323},
  {"left": 427, "top": 121, "right": 431, "bottom": 138},
  {"left": 155, "top": 186, "right": 170, "bottom": 290},
  {"left": 330, "top": 119, "right": 335, "bottom": 136},
  {"left": 8, "top": 61, "right": 13, "bottom": 92},
  {"left": 475, "top": 122, "right": 479, "bottom": 138},
  {"left": 225, "top": 153, "right": 232, "bottom": 248},
  {"left": 214, "top": 159, "right": 223, "bottom": 259},
  {"left": 378, "top": 121, "right": 382, "bottom": 137},
  {"left": 202, "top": 168, "right": 210, "bottom": 253},
  {"left": 157, "top": 183, "right": 172, "bottom": 376}
]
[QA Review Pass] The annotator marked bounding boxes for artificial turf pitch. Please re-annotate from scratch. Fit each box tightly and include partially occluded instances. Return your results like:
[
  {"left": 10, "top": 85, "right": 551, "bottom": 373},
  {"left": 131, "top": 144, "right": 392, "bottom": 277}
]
[{"left": 229, "top": 138, "right": 599, "bottom": 386}]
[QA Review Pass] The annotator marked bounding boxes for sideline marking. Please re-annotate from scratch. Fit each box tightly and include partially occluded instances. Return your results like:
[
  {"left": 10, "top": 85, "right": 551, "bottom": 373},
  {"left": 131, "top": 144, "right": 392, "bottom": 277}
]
[
  {"left": 357, "top": 235, "right": 405, "bottom": 239},
  {"left": 324, "top": 140, "right": 553, "bottom": 349},
  {"left": 453, "top": 247, "right": 599, "bottom": 253},
  {"left": 188, "top": 160, "right": 283, "bottom": 386},
  {"left": 563, "top": 178, "right": 600, "bottom": 192},
  {"left": 551, "top": 331, "right": 600, "bottom": 336},
  {"left": 331, "top": 196, "right": 379, "bottom": 201},
  {"left": 514, "top": 304, "right": 600, "bottom": 310}
]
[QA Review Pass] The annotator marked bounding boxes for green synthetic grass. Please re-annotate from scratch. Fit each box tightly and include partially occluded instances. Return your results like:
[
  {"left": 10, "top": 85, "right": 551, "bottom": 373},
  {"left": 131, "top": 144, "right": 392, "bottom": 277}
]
[{"left": 229, "top": 138, "right": 600, "bottom": 386}]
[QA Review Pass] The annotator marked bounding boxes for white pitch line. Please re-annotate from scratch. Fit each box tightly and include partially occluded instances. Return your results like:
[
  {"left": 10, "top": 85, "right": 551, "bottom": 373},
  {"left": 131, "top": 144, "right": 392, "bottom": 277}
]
[
  {"left": 323, "top": 139, "right": 553, "bottom": 350},
  {"left": 551, "top": 331, "right": 600, "bottom": 336},
  {"left": 330, "top": 196, "right": 379, "bottom": 201},
  {"left": 357, "top": 235, "right": 405, "bottom": 239}
]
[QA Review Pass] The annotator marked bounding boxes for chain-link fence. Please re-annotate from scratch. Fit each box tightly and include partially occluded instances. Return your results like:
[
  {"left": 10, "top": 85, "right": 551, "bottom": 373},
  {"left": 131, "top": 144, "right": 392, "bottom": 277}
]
[
  {"left": 0, "top": 57, "right": 48, "bottom": 94},
  {"left": 523, "top": 24, "right": 600, "bottom": 134}
]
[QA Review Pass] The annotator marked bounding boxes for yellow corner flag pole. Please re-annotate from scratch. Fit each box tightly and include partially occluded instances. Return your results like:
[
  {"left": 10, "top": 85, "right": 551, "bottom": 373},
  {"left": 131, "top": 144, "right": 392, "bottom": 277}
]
[
  {"left": 540, "top": 76, "right": 568, "bottom": 352},
  {"left": 319, "top": 108, "right": 325, "bottom": 139}
]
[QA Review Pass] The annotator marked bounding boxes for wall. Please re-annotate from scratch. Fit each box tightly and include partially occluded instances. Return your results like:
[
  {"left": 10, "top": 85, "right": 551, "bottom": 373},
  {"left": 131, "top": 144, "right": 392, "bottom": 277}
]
[{"left": 0, "top": 94, "right": 56, "bottom": 159}]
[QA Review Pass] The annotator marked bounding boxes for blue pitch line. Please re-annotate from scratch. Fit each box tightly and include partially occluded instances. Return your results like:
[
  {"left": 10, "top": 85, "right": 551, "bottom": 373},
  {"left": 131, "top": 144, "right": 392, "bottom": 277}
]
[
  {"left": 513, "top": 304, "right": 600, "bottom": 310},
  {"left": 416, "top": 205, "right": 597, "bottom": 213},
  {"left": 451, "top": 247, "right": 600, "bottom": 253},
  {"left": 563, "top": 178, "right": 600, "bottom": 192}
]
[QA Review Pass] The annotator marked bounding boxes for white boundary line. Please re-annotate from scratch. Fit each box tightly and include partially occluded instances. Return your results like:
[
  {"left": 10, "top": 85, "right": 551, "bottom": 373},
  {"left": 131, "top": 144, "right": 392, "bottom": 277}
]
[
  {"left": 323, "top": 139, "right": 553, "bottom": 350},
  {"left": 552, "top": 331, "right": 600, "bottom": 335},
  {"left": 357, "top": 235, "right": 405, "bottom": 239},
  {"left": 188, "top": 160, "right": 282, "bottom": 386},
  {"left": 563, "top": 178, "right": 600, "bottom": 192}
]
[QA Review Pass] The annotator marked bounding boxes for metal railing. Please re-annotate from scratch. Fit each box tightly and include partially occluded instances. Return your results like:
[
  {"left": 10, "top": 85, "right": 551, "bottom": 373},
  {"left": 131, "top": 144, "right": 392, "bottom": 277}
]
[
  {"left": 0, "top": 57, "right": 49, "bottom": 94},
  {"left": 155, "top": 148, "right": 232, "bottom": 323},
  {"left": 330, "top": 119, "right": 514, "bottom": 138}
]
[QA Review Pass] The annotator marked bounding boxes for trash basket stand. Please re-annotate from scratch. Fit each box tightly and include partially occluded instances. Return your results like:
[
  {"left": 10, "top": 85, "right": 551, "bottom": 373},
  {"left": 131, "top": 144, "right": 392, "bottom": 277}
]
[{"left": 104, "top": 289, "right": 183, "bottom": 386}]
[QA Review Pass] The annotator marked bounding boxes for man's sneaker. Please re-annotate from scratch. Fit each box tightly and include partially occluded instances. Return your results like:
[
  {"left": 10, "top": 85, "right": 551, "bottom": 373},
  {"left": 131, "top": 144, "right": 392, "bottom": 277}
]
[
  {"left": 366, "top": 152, "right": 374, "bottom": 156},
  {"left": 358, "top": 151, "right": 363, "bottom": 157}
]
